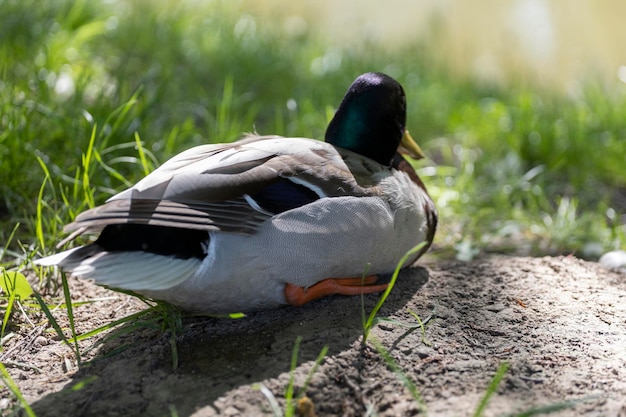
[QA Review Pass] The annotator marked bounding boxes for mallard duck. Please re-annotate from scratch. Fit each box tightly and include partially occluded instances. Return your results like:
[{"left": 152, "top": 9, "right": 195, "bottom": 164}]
[{"left": 36, "top": 72, "right": 437, "bottom": 313}]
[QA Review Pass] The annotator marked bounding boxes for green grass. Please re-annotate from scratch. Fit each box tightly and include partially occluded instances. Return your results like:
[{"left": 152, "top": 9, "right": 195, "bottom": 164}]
[
  {"left": 361, "top": 242, "right": 427, "bottom": 343},
  {"left": 255, "top": 336, "right": 329, "bottom": 417},
  {"left": 1, "top": 0, "right": 624, "bottom": 262},
  {"left": 370, "top": 343, "right": 581, "bottom": 416},
  {"left": 0, "top": 361, "right": 37, "bottom": 417}
]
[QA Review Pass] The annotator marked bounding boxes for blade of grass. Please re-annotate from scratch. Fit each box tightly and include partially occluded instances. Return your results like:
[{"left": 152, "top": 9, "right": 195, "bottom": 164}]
[
  {"left": 168, "top": 314, "right": 180, "bottom": 370},
  {"left": 407, "top": 309, "right": 427, "bottom": 341},
  {"left": 70, "top": 375, "right": 99, "bottom": 392},
  {"left": 60, "top": 271, "right": 82, "bottom": 366},
  {"left": 362, "top": 242, "right": 426, "bottom": 343},
  {"left": 68, "top": 307, "right": 158, "bottom": 343},
  {"left": 407, "top": 308, "right": 434, "bottom": 346},
  {"left": 0, "top": 361, "right": 37, "bottom": 417},
  {"left": 216, "top": 75, "right": 234, "bottom": 139},
  {"left": 134, "top": 132, "right": 152, "bottom": 176},
  {"left": 506, "top": 396, "right": 596, "bottom": 417},
  {"left": 92, "top": 149, "right": 135, "bottom": 188},
  {"left": 81, "top": 316, "right": 164, "bottom": 357},
  {"left": 34, "top": 156, "right": 52, "bottom": 254},
  {"left": 371, "top": 337, "right": 426, "bottom": 414},
  {"left": 0, "top": 223, "right": 20, "bottom": 264},
  {"left": 1, "top": 271, "right": 18, "bottom": 340},
  {"left": 284, "top": 336, "right": 302, "bottom": 417},
  {"left": 297, "top": 344, "right": 329, "bottom": 398},
  {"left": 0, "top": 270, "right": 33, "bottom": 340},
  {"left": 32, "top": 292, "right": 70, "bottom": 347},
  {"left": 99, "top": 88, "right": 141, "bottom": 148},
  {"left": 260, "top": 336, "right": 328, "bottom": 417},
  {"left": 472, "top": 362, "right": 510, "bottom": 417},
  {"left": 81, "top": 125, "right": 98, "bottom": 209},
  {"left": 255, "top": 383, "right": 284, "bottom": 417}
]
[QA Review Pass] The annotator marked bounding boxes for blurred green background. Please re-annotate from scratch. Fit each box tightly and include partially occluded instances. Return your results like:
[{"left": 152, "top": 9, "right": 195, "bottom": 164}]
[{"left": 1, "top": 0, "right": 625, "bottom": 264}]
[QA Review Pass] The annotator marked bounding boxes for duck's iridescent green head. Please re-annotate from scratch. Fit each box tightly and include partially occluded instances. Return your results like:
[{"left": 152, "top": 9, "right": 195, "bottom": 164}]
[{"left": 325, "top": 72, "right": 416, "bottom": 166}]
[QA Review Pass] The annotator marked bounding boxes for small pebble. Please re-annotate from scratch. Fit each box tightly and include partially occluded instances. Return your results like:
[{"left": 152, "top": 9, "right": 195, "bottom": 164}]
[
  {"left": 378, "top": 324, "right": 395, "bottom": 332},
  {"left": 0, "top": 398, "right": 10, "bottom": 410},
  {"left": 415, "top": 346, "right": 434, "bottom": 359},
  {"left": 35, "top": 336, "right": 48, "bottom": 346},
  {"left": 599, "top": 250, "right": 626, "bottom": 271},
  {"left": 486, "top": 303, "right": 506, "bottom": 313}
]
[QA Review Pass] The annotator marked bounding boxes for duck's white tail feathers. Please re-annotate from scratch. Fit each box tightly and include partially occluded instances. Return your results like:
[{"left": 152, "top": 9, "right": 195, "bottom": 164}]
[
  {"left": 34, "top": 246, "right": 200, "bottom": 291},
  {"left": 34, "top": 246, "right": 87, "bottom": 267}
]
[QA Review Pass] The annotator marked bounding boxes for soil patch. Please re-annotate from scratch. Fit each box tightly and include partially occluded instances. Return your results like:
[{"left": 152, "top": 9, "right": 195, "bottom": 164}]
[{"left": 2, "top": 256, "right": 625, "bottom": 416}]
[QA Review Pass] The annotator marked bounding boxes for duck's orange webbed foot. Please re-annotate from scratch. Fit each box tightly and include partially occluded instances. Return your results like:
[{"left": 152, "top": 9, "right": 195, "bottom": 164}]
[{"left": 284, "top": 276, "right": 388, "bottom": 307}]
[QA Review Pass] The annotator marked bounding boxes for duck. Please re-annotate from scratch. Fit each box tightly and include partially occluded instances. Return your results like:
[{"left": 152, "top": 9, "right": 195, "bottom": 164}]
[{"left": 35, "top": 72, "right": 437, "bottom": 313}]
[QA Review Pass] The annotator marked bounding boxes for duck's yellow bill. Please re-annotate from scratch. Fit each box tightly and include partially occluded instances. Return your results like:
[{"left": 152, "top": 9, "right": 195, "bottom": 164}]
[{"left": 398, "top": 130, "right": 426, "bottom": 160}]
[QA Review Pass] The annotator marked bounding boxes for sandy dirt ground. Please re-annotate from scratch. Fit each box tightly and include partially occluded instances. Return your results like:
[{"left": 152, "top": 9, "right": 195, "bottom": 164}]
[{"left": 2, "top": 255, "right": 625, "bottom": 416}]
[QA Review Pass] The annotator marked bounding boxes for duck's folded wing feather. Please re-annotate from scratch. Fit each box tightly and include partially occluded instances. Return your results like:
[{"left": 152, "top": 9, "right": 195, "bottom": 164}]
[
  {"left": 61, "top": 135, "right": 379, "bottom": 240},
  {"left": 64, "top": 197, "right": 269, "bottom": 235},
  {"left": 109, "top": 135, "right": 382, "bottom": 201}
]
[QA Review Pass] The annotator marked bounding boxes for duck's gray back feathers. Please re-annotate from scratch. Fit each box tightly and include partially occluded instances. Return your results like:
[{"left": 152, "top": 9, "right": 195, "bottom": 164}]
[{"left": 64, "top": 135, "right": 384, "bottom": 239}]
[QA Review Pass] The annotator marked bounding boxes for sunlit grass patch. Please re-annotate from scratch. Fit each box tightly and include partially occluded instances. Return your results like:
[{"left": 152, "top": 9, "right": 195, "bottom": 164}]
[
  {"left": 419, "top": 83, "right": 626, "bottom": 258},
  {"left": 2, "top": 0, "right": 625, "bottom": 262}
]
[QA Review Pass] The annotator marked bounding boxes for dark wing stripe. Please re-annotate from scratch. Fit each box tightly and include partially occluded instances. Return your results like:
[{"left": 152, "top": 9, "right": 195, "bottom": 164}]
[
  {"left": 64, "top": 198, "right": 271, "bottom": 236},
  {"left": 247, "top": 178, "right": 321, "bottom": 213}
]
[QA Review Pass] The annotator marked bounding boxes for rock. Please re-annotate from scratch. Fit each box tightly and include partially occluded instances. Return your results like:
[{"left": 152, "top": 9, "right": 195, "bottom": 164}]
[
  {"left": 0, "top": 398, "right": 10, "bottom": 410},
  {"left": 35, "top": 336, "right": 48, "bottom": 346},
  {"left": 599, "top": 250, "right": 626, "bottom": 271}
]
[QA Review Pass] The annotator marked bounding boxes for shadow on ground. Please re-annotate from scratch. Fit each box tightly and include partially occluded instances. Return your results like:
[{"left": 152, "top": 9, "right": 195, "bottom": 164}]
[
  {"left": 29, "top": 267, "right": 430, "bottom": 417},
  {"left": 17, "top": 257, "right": 626, "bottom": 416}
]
